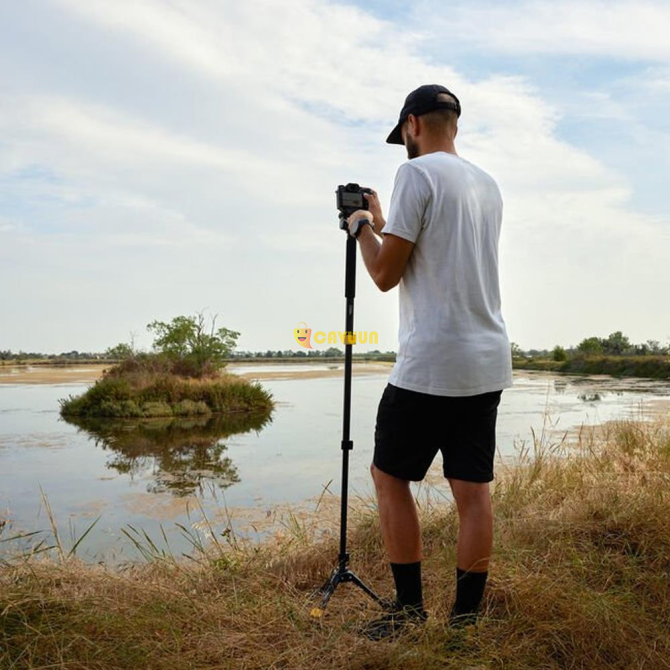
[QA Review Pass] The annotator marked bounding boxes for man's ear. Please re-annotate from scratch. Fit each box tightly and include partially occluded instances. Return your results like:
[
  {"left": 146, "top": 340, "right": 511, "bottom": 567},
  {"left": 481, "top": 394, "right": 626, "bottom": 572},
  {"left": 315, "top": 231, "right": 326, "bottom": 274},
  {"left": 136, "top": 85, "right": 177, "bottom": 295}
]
[{"left": 407, "top": 113, "right": 419, "bottom": 137}]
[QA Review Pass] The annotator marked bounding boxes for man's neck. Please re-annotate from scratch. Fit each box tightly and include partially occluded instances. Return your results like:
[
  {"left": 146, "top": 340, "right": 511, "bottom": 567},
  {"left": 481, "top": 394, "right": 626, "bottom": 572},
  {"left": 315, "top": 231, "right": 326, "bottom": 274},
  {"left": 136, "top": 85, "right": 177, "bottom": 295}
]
[{"left": 417, "top": 142, "right": 458, "bottom": 158}]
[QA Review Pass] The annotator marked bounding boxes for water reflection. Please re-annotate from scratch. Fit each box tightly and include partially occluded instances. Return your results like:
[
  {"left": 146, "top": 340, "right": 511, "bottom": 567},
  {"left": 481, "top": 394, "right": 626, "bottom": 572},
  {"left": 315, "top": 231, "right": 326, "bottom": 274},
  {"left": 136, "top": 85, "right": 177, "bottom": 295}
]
[
  {"left": 553, "top": 379, "right": 568, "bottom": 394},
  {"left": 578, "top": 392, "right": 602, "bottom": 402},
  {"left": 63, "top": 411, "right": 272, "bottom": 497}
]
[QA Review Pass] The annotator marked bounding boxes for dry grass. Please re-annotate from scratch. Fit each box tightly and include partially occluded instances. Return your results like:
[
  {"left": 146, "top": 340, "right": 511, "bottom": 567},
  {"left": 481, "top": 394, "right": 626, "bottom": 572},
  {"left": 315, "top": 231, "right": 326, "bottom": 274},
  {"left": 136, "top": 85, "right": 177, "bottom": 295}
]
[{"left": 2, "top": 412, "right": 670, "bottom": 669}]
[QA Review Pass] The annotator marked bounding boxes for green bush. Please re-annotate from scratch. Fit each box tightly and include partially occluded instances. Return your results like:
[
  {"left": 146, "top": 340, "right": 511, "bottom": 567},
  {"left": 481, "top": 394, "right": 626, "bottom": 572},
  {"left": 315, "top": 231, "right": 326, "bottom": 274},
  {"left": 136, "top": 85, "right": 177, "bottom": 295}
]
[
  {"left": 552, "top": 345, "right": 568, "bottom": 362},
  {"left": 96, "top": 400, "right": 143, "bottom": 418},
  {"left": 173, "top": 400, "right": 211, "bottom": 416},
  {"left": 117, "top": 400, "right": 142, "bottom": 417},
  {"left": 141, "top": 401, "right": 174, "bottom": 418},
  {"left": 59, "top": 393, "right": 86, "bottom": 416}
]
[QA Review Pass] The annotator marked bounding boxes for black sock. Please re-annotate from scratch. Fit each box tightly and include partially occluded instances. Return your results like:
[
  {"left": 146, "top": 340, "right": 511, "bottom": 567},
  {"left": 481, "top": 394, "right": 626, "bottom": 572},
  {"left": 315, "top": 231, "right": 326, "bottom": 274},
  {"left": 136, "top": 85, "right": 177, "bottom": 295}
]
[
  {"left": 451, "top": 567, "right": 488, "bottom": 619},
  {"left": 390, "top": 561, "right": 423, "bottom": 610}
]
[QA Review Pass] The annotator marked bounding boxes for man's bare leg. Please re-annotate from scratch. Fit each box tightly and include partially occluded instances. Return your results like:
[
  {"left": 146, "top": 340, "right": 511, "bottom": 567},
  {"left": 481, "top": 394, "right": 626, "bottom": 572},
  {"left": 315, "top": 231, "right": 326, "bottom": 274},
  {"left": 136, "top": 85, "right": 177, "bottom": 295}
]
[
  {"left": 370, "top": 463, "right": 422, "bottom": 563},
  {"left": 448, "top": 479, "right": 492, "bottom": 572},
  {"left": 358, "top": 464, "right": 427, "bottom": 640},
  {"left": 448, "top": 478, "right": 492, "bottom": 624}
]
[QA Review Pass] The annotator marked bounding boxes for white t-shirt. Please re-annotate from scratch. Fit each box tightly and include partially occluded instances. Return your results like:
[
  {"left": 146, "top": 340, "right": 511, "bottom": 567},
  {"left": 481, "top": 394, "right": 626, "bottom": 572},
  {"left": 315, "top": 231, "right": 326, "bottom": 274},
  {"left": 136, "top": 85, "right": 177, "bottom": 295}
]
[{"left": 383, "top": 151, "right": 513, "bottom": 397}]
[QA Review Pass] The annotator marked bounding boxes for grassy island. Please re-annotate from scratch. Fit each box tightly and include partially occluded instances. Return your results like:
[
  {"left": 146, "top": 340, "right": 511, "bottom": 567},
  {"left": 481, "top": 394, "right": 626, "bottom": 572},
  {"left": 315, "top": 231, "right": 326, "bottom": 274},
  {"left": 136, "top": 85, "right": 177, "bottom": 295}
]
[
  {"left": 59, "top": 354, "right": 273, "bottom": 419},
  {"left": 59, "top": 313, "right": 274, "bottom": 419}
]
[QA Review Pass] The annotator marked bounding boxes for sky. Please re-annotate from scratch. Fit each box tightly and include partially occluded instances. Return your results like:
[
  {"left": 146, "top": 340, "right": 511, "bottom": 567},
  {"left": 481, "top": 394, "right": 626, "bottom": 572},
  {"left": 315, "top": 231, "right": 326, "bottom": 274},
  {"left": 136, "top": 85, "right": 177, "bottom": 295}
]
[{"left": 1, "top": 0, "right": 669, "bottom": 355}]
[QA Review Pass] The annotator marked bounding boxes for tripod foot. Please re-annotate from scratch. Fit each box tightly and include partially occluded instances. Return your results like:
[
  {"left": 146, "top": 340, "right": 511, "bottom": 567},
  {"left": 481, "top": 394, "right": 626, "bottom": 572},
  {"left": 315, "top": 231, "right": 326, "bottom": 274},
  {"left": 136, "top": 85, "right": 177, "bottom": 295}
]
[
  {"left": 314, "top": 566, "right": 340, "bottom": 612},
  {"left": 313, "top": 564, "right": 386, "bottom": 615},
  {"left": 347, "top": 569, "right": 388, "bottom": 607}
]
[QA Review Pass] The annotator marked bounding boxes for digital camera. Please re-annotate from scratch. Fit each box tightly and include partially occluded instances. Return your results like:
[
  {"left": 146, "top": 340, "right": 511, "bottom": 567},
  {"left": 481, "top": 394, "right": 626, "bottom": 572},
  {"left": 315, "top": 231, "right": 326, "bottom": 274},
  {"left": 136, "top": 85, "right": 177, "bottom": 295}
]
[{"left": 336, "top": 183, "right": 373, "bottom": 222}]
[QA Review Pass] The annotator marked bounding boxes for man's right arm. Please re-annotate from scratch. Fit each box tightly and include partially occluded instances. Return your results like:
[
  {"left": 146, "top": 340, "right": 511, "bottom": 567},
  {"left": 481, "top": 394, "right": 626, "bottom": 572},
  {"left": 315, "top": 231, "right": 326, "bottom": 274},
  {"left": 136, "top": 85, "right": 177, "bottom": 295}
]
[
  {"left": 382, "top": 162, "right": 431, "bottom": 244},
  {"left": 363, "top": 190, "right": 386, "bottom": 237},
  {"left": 355, "top": 225, "right": 414, "bottom": 292}
]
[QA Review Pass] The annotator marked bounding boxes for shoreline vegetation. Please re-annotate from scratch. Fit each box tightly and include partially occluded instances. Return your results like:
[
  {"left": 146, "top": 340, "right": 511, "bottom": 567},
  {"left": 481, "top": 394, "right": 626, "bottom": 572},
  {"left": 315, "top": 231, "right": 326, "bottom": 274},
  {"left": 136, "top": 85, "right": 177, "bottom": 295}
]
[
  {"left": 512, "top": 353, "right": 670, "bottom": 380},
  {"left": 3, "top": 353, "right": 670, "bottom": 383},
  {"left": 2, "top": 410, "right": 670, "bottom": 667}
]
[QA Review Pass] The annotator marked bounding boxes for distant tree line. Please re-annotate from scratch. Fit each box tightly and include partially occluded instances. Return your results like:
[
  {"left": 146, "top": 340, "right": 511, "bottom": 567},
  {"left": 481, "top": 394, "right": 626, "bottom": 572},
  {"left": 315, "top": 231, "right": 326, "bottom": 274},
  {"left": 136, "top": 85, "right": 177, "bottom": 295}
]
[
  {"left": 0, "top": 346, "right": 394, "bottom": 362},
  {"left": 232, "top": 348, "right": 344, "bottom": 358},
  {"left": 0, "top": 349, "right": 105, "bottom": 361},
  {"left": 5, "top": 330, "right": 668, "bottom": 365},
  {"left": 231, "top": 348, "right": 397, "bottom": 359},
  {"left": 510, "top": 331, "right": 670, "bottom": 363}
]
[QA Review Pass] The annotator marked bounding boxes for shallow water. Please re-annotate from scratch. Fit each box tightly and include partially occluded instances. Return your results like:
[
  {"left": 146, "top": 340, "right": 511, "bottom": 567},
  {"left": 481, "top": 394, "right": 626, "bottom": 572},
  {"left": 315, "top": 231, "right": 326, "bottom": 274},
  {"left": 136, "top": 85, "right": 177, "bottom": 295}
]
[{"left": 1, "top": 365, "right": 669, "bottom": 564}]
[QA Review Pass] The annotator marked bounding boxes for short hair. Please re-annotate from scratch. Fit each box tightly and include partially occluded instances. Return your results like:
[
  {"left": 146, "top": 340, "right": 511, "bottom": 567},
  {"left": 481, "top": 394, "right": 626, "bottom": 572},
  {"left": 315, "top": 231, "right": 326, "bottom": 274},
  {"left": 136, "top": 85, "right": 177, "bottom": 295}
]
[{"left": 419, "top": 93, "right": 459, "bottom": 137}]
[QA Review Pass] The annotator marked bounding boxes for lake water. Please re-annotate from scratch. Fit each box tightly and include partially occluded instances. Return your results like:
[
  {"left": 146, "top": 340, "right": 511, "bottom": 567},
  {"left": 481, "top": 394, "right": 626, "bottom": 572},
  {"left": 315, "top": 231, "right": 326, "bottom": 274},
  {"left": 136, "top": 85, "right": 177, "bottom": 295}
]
[{"left": 1, "top": 364, "right": 669, "bottom": 564}]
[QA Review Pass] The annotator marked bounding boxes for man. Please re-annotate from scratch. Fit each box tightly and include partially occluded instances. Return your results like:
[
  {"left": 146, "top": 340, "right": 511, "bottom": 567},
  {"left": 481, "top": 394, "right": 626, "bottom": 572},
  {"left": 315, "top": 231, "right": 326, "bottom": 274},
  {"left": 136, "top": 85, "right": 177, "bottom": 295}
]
[{"left": 345, "top": 84, "right": 514, "bottom": 641}]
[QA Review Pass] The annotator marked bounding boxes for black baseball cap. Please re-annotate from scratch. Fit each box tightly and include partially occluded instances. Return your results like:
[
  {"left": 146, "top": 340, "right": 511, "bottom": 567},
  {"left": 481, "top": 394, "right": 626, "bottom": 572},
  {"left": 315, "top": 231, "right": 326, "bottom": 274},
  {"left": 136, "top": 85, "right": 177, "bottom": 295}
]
[{"left": 386, "top": 84, "right": 461, "bottom": 145}]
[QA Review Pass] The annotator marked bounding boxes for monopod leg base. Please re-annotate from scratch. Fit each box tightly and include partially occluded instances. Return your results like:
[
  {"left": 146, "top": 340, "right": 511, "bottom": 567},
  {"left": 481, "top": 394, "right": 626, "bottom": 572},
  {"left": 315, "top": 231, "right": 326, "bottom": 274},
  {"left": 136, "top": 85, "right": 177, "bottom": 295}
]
[
  {"left": 346, "top": 570, "right": 394, "bottom": 609},
  {"left": 310, "top": 565, "right": 389, "bottom": 618},
  {"left": 310, "top": 567, "right": 341, "bottom": 617}
]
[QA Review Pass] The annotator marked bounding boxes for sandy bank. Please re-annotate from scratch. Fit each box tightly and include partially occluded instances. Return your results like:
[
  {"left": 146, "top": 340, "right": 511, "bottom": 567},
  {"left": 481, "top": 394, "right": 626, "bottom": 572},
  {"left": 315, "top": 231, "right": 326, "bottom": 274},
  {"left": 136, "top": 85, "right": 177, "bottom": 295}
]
[{"left": 0, "top": 362, "right": 393, "bottom": 385}]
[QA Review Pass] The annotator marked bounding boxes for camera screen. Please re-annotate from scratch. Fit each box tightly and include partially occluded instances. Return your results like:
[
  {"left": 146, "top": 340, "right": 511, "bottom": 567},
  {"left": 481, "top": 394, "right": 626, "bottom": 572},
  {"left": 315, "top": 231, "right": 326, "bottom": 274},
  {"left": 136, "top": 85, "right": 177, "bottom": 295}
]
[{"left": 340, "top": 192, "right": 364, "bottom": 208}]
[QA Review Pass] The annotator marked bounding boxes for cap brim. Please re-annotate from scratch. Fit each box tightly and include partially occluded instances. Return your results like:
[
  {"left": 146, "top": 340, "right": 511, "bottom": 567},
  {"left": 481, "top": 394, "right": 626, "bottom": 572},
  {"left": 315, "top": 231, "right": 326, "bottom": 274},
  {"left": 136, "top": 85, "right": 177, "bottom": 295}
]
[{"left": 386, "top": 122, "right": 404, "bottom": 145}]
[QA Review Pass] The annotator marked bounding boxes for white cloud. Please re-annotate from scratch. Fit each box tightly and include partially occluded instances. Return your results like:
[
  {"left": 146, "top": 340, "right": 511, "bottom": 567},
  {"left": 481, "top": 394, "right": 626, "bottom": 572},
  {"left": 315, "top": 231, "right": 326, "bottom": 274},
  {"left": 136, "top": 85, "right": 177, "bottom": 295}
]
[
  {"left": 415, "top": 1, "right": 670, "bottom": 61},
  {"left": 55, "top": 0, "right": 232, "bottom": 77},
  {"left": 0, "top": 221, "right": 17, "bottom": 233},
  {"left": 0, "top": 0, "right": 668, "bottom": 353}
]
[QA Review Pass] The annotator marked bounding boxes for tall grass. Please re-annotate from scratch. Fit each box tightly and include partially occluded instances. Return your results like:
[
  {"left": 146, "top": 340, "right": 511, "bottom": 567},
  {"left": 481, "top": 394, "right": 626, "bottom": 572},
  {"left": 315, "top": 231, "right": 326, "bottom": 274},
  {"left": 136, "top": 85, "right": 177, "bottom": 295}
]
[{"left": 2, "top": 409, "right": 670, "bottom": 668}]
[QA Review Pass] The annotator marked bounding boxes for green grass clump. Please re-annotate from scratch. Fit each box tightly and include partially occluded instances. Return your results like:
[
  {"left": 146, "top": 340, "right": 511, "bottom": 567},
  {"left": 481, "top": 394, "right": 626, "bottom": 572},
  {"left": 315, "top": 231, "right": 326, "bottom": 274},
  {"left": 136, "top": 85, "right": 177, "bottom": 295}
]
[
  {"left": 95, "top": 399, "right": 142, "bottom": 418},
  {"left": 172, "top": 399, "right": 210, "bottom": 416},
  {"left": 59, "top": 368, "right": 273, "bottom": 419},
  {"left": 140, "top": 401, "right": 174, "bottom": 418},
  {"left": 3, "top": 409, "right": 670, "bottom": 668}
]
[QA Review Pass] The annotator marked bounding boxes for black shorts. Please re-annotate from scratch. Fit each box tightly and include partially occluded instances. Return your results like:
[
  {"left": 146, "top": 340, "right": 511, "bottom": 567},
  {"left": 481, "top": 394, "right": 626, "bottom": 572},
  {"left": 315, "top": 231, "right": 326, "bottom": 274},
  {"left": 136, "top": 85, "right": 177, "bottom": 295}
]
[{"left": 373, "top": 383, "right": 503, "bottom": 483}]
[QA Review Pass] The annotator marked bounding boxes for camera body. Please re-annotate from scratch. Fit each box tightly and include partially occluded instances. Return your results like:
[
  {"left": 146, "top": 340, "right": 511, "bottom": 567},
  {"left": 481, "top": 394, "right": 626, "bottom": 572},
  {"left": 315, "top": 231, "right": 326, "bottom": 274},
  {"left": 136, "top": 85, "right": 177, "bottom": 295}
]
[{"left": 336, "top": 183, "right": 373, "bottom": 229}]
